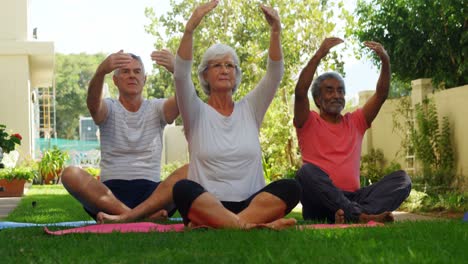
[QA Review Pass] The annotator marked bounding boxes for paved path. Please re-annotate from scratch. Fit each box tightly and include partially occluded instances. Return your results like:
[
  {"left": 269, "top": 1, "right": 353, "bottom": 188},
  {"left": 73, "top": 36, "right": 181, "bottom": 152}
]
[
  {"left": 0, "top": 197, "right": 21, "bottom": 219},
  {"left": 291, "top": 203, "right": 438, "bottom": 222},
  {"left": 0, "top": 183, "right": 30, "bottom": 219}
]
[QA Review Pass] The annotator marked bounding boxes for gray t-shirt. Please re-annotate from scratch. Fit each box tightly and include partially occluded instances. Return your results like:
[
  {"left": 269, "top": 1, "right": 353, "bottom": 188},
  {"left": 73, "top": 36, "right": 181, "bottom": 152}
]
[
  {"left": 174, "top": 55, "right": 284, "bottom": 201},
  {"left": 98, "top": 98, "right": 167, "bottom": 182}
]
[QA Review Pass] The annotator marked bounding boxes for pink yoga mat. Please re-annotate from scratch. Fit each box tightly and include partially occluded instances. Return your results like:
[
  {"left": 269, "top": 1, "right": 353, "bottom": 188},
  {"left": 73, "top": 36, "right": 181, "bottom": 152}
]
[
  {"left": 297, "top": 221, "right": 384, "bottom": 230},
  {"left": 44, "top": 222, "right": 185, "bottom": 235},
  {"left": 44, "top": 221, "right": 383, "bottom": 235}
]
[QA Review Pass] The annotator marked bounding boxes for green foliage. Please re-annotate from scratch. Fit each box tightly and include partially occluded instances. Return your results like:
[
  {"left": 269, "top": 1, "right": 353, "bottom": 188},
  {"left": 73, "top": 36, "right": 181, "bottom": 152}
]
[
  {"left": 391, "top": 96, "right": 413, "bottom": 159},
  {"left": 37, "top": 146, "right": 70, "bottom": 184},
  {"left": 426, "top": 192, "right": 467, "bottom": 212},
  {"left": 161, "top": 161, "right": 186, "bottom": 180},
  {"left": 145, "top": 0, "right": 345, "bottom": 179},
  {"left": 54, "top": 53, "right": 118, "bottom": 139},
  {"left": 411, "top": 98, "right": 455, "bottom": 188},
  {"left": 360, "top": 148, "right": 401, "bottom": 186},
  {"left": 0, "top": 166, "right": 36, "bottom": 181},
  {"left": 399, "top": 189, "right": 429, "bottom": 212},
  {"left": 350, "top": 0, "right": 467, "bottom": 88},
  {"left": 388, "top": 78, "right": 411, "bottom": 99},
  {"left": 0, "top": 124, "right": 22, "bottom": 153},
  {"left": 392, "top": 96, "right": 456, "bottom": 191},
  {"left": 400, "top": 189, "right": 467, "bottom": 212}
]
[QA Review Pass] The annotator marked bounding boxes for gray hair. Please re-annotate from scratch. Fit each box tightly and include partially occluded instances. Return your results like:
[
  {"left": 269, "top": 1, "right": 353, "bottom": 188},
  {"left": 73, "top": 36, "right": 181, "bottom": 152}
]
[
  {"left": 113, "top": 53, "right": 145, "bottom": 76},
  {"left": 311, "top": 71, "right": 346, "bottom": 107},
  {"left": 197, "top": 43, "right": 242, "bottom": 95}
]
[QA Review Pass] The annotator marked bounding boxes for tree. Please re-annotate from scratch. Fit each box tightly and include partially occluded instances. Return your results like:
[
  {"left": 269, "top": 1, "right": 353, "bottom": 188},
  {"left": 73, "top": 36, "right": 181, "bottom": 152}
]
[
  {"left": 350, "top": 0, "right": 467, "bottom": 89},
  {"left": 54, "top": 53, "right": 118, "bottom": 139},
  {"left": 145, "top": 0, "right": 345, "bottom": 180}
]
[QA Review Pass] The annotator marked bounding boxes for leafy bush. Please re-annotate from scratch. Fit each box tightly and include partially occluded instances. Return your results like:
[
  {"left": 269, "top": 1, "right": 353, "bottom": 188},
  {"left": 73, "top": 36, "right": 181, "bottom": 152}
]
[
  {"left": 399, "top": 189, "right": 467, "bottom": 213},
  {"left": 399, "top": 189, "right": 429, "bottom": 212},
  {"left": 411, "top": 98, "right": 455, "bottom": 188},
  {"left": 0, "top": 167, "right": 36, "bottom": 181},
  {"left": 360, "top": 148, "right": 402, "bottom": 186}
]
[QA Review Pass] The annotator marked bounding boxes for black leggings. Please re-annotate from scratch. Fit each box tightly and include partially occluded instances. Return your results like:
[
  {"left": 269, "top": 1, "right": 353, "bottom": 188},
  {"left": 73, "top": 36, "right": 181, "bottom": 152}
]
[{"left": 173, "top": 179, "right": 301, "bottom": 225}]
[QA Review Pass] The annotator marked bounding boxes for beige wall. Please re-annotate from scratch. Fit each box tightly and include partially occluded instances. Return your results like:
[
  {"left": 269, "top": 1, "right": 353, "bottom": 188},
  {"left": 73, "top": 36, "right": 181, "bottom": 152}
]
[
  {"left": 0, "top": 56, "right": 31, "bottom": 155},
  {"left": 0, "top": 0, "right": 54, "bottom": 159},
  {"left": 432, "top": 84, "right": 468, "bottom": 186},
  {"left": 162, "top": 125, "right": 189, "bottom": 165},
  {"left": 360, "top": 80, "right": 468, "bottom": 190}
]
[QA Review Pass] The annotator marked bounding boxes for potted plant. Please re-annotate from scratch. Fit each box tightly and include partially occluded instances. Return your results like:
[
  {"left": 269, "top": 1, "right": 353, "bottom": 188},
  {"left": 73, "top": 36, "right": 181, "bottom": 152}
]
[
  {"left": 0, "top": 167, "right": 35, "bottom": 197},
  {"left": 0, "top": 124, "right": 22, "bottom": 168},
  {"left": 38, "top": 146, "right": 69, "bottom": 184}
]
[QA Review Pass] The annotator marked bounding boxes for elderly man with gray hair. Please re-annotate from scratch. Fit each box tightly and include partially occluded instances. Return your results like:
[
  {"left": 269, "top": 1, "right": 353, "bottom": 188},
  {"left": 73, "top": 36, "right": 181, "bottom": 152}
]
[
  {"left": 294, "top": 37, "right": 412, "bottom": 224},
  {"left": 61, "top": 50, "right": 188, "bottom": 223}
]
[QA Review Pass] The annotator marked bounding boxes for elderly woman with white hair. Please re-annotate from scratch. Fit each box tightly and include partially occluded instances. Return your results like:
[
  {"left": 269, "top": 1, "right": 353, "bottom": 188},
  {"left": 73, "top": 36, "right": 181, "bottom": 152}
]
[{"left": 172, "top": 0, "right": 301, "bottom": 230}]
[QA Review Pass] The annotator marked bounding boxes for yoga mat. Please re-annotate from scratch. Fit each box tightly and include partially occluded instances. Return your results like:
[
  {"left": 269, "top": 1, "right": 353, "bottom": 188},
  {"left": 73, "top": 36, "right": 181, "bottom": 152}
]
[
  {"left": 0, "top": 220, "right": 96, "bottom": 230},
  {"left": 297, "top": 221, "right": 384, "bottom": 230},
  {"left": 44, "top": 221, "right": 383, "bottom": 235},
  {"left": 0, "top": 217, "right": 183, "bottom": 230},
  {"left": 45, "top": 222, "right": 185, "bottom": 235}
]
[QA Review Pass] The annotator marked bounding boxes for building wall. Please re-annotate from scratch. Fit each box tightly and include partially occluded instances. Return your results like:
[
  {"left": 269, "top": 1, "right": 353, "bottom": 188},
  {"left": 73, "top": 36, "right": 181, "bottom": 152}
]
[
  {"left": 0, "top": 0, "right": 54, "bottom": 159},
  {"left": 0, "top": 56, "right": 31, "bottom": 156},
  {"left": 162, "top": 125, "right": 189, "bottom": 165},
  {"left": 360, "top": 80, "right": 468, "bottom": 190}
]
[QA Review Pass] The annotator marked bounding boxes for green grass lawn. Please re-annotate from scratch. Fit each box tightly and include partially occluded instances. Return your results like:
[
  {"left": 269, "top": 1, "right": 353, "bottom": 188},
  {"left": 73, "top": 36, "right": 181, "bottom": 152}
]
[{"left": 1, "top": 185, "right": 467, "bottom": 263}]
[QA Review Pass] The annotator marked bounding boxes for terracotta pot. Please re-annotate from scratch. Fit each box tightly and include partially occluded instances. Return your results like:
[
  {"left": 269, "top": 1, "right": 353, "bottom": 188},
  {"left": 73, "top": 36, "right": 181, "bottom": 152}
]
[
  {"left": 0, "top": 179, "right": 26, "bottom": 197},
  {"left": 43, "top": 169, "right": 63, "bottom": 184}
]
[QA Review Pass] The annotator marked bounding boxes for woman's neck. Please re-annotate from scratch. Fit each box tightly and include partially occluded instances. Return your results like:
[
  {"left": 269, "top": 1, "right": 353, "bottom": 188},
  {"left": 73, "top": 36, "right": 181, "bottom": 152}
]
[{"left": 208, "top": 92, "right": 234, "bottom": 116}]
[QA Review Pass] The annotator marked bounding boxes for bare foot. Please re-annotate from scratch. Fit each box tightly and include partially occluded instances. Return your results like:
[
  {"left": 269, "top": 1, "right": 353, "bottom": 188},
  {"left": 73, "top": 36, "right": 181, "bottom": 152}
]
[
  {"left": 147, "top": 209, "right": 168, "bottom": 221},
  {"left": 96, "top": 212, "right": 123, "bottom": 224},
  {"left": 359, "top": 211, "right": 394, "bottom": 223},
  {"left": 335, "top": 209, "right": 345, "bottom": 224},
  {"left": 261, "top": 218, "right": 297, "bottom": 230}
]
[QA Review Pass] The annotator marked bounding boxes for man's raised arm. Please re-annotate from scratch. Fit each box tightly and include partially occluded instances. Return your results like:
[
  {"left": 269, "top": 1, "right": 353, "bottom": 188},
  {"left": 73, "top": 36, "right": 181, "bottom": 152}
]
[
  {"left": 361, "top": 41, "right": 390, "bottom": 126},
  {"left": 87, "top": 50, "right": 132, "bottom": 124},
  {"left": 294, "top": 37, "right": 343, "bottom": 128}
]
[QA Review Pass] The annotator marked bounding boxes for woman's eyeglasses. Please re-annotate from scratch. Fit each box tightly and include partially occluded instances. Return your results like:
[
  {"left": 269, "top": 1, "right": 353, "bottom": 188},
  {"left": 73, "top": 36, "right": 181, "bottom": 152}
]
[{"left": 207, "top": 62, "right": 237, "bottom": 71}]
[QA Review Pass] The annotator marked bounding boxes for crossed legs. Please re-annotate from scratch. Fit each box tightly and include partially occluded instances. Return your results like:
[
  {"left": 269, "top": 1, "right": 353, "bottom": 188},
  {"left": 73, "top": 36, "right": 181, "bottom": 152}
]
[
  {"left": 296, "top": 163, "right": 411, "bottom": 223},
  {"left": 173, "top": 179, "right": 301, "bottom": 230},
  {"left": 61, "top": 164, "right": 188, "bottom": 223},
  {"left": 61, "top": 166, "right": 130, "bottom": 217}
]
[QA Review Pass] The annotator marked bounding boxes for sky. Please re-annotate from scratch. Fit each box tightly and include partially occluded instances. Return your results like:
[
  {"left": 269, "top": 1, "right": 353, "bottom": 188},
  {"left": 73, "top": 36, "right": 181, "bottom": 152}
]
[{"left": 30, "top": 0, "right": 380, "bottom": 102}]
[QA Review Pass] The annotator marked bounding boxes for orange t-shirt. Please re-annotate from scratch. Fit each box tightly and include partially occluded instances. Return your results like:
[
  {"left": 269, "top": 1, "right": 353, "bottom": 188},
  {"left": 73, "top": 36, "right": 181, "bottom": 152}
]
[{"left": 295, "top": 109, "right": 369, "bottom": 192}]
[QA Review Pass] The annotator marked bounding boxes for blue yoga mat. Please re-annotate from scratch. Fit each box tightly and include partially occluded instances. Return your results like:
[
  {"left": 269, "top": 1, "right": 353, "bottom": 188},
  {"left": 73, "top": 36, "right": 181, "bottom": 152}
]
[
  {"left": 0, "top": 220, "right": 96, "bottom": 230},
  {"left": 0, "top": 217, "right": 183, "bottom": 230},
  {"left": 463, "top": 212, "right": 468, "bottom": 222}
]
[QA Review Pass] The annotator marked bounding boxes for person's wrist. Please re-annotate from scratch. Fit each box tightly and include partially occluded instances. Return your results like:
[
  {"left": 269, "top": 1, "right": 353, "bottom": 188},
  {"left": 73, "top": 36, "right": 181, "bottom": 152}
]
[{"left": 96, "top": 66, "right": 109, "bottom": 76}]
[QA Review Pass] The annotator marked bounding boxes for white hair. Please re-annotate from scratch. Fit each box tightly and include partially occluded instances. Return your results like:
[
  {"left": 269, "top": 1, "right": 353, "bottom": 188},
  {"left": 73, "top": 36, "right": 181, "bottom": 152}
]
[
  {"left": 197, "top": 43, "right": 242, "bottom": 95},
  {"left": 113, "top": 53, "right": 145, "bottom": 76}
]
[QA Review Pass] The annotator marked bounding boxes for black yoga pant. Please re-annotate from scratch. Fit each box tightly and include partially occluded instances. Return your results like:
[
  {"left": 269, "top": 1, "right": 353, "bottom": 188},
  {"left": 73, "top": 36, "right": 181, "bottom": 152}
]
[{"left": 173, "top": 179, "right": 301, "bottom": 225}]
